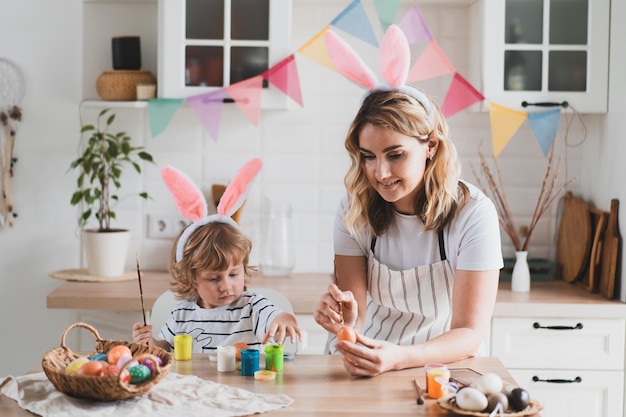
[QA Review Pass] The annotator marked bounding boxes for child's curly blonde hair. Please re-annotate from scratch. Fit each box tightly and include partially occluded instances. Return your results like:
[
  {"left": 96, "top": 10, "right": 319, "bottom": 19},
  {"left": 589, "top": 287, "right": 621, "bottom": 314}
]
[{"left": 168, "top": 222, "right": 256, "bottom": 301}]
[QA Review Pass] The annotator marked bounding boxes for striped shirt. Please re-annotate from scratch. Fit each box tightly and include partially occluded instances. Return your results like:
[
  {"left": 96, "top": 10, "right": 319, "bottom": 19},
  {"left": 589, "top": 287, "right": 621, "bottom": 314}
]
[{"left": 159, "top": 291, "right": 281, "bottom": 353}]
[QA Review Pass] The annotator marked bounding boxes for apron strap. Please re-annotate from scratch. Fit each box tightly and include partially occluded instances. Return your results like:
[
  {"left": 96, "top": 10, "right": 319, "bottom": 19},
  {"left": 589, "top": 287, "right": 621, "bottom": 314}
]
[
  {"left": 370, "top": 228, "right": 447, "bottom": 261},
  {"left": 438, "top": 228, "right": 447, "bottom": 261}
]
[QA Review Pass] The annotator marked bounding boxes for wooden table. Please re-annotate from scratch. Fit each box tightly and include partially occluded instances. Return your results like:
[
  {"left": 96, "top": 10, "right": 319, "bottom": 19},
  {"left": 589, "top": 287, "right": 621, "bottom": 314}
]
[{"left": 0, "top": 355, "right": 541, "bottom": 416}]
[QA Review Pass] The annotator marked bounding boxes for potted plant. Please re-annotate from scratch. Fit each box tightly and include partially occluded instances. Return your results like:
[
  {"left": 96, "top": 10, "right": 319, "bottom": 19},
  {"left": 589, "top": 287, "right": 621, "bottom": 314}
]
[{"left": 69, "top": 108, "right": 154, "bottom": 277}]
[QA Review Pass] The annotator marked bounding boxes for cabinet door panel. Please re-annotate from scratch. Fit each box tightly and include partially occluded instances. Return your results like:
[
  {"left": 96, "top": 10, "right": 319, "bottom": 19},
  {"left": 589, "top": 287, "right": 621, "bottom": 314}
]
[
  {"left": 491, "top": 317, "right": 625, "bottom": 370},
  {"left": 510, "top": 369, "right": 623, "bottom": 417}
]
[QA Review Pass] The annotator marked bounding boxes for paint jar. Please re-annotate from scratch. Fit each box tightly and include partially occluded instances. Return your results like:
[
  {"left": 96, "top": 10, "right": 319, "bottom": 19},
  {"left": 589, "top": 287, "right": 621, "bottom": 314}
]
[
  {"left": 173, "top": 334, "right": 192, "bottom": 361},
  {"left": 241, "top": 349, "right": 260, "bottom": 376},
  {"left": 217, "top": 346, "right": 236, "bottom": 372},
  {"left": 425, "top": 363, "right": 450, "bottom": 399},
  {"left": 265, "top": 344, "right": 284, "bottom": 372}
]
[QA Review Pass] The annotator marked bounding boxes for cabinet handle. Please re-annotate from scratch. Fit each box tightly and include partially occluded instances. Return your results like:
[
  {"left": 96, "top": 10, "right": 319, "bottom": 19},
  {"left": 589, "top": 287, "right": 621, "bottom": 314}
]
[
  {"left": 532, "top": 376, "right": 582, "bottom": 384},
  {"left": 521, "top": 101, "right": 569, "bottom": 108},
  {"left": 532, "top": 322, "right": 583, "bottom": 330}
]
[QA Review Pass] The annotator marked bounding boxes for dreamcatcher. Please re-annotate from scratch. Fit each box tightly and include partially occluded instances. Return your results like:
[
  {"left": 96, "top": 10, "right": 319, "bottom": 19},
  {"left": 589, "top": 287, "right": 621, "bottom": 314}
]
[{"left": 0, "top": 58, "right": 25, "bottom": 228}]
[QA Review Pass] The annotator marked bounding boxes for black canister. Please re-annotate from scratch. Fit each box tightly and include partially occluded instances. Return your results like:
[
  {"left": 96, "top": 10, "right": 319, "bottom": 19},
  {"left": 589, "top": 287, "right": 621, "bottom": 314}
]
[{"left": 112, "top": 36, "right": 141, "bottom": 70}]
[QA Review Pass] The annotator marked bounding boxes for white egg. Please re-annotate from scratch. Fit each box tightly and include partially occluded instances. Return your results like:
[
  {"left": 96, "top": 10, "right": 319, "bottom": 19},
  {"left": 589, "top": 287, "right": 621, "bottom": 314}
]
[
  {"left": 472, "top": 373, "right": 504, "bottom": 395},
  {"left": 455, "top": 387, "right": 488, "bottom": 411}
]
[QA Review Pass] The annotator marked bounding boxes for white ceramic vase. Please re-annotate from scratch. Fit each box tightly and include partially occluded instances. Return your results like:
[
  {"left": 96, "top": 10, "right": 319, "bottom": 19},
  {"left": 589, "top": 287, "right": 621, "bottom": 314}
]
[
  {"left": 82, "top": 229, "right": 130, "bottom": 277},
  {"left": 511, "top": 251, "right": 530, "bottom": 292}
]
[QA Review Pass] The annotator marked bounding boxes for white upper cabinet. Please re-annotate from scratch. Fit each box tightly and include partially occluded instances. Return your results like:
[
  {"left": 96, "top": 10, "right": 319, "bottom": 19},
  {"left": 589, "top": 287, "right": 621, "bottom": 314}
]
[
  {"left": 158, "top": 0, "right": 292, "bottom": 108},
  {"left": 481, "top": 0, "right": 609, "bottom": 113}
]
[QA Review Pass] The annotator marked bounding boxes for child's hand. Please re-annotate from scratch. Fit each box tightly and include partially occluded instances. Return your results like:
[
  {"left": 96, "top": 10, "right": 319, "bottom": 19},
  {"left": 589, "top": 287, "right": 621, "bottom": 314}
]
[
  {"left": 132, "top": 322, "right": 154, "bottom": 346},
  {"left": 262, "top": 312, "right": 303, "bottom": 345}
]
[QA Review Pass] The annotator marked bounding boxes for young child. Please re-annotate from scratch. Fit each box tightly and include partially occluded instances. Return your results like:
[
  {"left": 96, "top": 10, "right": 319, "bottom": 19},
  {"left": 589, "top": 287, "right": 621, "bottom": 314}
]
[{"left": 132, "top": 158, "right": 301, "bottom": 353}]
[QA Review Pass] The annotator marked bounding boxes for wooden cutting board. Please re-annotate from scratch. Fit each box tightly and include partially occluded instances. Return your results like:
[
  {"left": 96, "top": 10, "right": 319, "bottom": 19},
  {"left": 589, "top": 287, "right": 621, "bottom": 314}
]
[
  {"left": 557, "top": 192, "right": 592, "bottom": 283},
  {"left": 599, "top": 199, "right": 620, "bottom": 299},
  {"left": 578, "top": 208, "right": 607, "bottom": 293}
]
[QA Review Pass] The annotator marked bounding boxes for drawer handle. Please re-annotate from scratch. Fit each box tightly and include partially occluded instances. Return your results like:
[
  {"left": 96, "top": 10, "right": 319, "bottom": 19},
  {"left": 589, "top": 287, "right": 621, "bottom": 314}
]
[
  {"left": 532, "top": 376, "right": 582, "bottom": 384},
  {"left": 532, "top": 322, "right": 583, "bottom": 330}
]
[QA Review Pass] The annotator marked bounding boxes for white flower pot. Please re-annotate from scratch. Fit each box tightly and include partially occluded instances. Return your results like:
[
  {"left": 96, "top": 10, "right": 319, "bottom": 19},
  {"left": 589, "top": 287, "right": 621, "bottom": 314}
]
[{"left": 82, "top": 229, "right": 130, "bottom": 278}]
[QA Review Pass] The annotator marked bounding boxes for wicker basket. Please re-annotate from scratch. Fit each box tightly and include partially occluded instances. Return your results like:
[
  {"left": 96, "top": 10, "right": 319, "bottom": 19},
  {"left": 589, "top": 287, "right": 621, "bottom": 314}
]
[
  {"left": 96, "top": 70, "right": 156, "bottom": 101},
  {"left": 42, "top": 322, "right": 172, "bottom": 401}
]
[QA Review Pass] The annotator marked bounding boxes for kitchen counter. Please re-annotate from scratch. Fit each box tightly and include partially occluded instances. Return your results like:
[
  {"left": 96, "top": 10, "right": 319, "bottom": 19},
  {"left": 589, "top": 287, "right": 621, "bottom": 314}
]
[{"left": 47, "top": 271, "right": 626, "bottom": 317}]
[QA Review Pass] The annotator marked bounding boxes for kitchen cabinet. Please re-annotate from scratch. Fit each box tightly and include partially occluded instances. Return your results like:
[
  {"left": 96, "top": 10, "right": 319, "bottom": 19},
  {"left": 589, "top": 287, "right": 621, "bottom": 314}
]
[
  {"left": 492, "top": 284, "right": 626, "bottom": 417},
  {"left": 158, "top": 0, "right": 292, "bottom": 108},
  {"left": 479, "top": 0, "right": 610, "bottom": 113}
]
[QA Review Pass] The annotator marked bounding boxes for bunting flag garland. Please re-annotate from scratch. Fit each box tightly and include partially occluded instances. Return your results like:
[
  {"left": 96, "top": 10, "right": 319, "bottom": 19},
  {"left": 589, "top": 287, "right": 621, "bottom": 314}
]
[
  {"left": 330, "top": 0, "right": 379, "bottom": 47},
  {"left": 187, "top": 89, "right": 226, "bottom": 141},
  {"left": 373, "top": 0, "right": 402, "bottom": 32},
  {"left": 441, "top": 73, "right": 485, "bottom": 118},
  {"left": 225, "top": 76, "right": 264, "bottom": 126},
  {"left": 489, "top": 102, "right": 528, "bottom": 158},
  {"left": 396, "top": 5, "right": 433, "bottom": 44},
  {"left": 147, "top": 98, "right": 184, "bottom": 138},
  {"left": 264, "top": 55, "right": 303, "bottom": 107},
  {"left": 527, "top": 108, "right": 561, "bottom": 157},
  {"left": 147, "top": 0, "right": 564, "bottom": 162},
  {"left": 408, "top": 40, "right": 455, "bottom": 82}
]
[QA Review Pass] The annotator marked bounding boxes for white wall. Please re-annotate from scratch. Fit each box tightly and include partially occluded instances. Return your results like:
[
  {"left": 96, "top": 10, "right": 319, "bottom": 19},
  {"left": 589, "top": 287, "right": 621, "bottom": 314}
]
[{"left": 0, "top": 0, "right": 598, "bottom": 376}]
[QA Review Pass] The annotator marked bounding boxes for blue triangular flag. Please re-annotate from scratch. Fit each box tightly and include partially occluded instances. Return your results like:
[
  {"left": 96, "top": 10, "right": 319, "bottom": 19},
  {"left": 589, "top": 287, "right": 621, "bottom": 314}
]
[
  {"left": 147, "top": 98, "right": 184, "bottom": 138},
  {"left": 527, "top": 108, "right": 561, "bottom": 157},
  {"left": 331, "top": 0, "right": 379, "bottom": 47}
]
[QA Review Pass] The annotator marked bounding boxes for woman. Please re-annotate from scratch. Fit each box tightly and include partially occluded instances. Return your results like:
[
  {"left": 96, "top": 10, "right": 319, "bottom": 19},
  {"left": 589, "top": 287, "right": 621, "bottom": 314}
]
[{"left": 313, "top": 88, "right": 503, "bottom": 377}]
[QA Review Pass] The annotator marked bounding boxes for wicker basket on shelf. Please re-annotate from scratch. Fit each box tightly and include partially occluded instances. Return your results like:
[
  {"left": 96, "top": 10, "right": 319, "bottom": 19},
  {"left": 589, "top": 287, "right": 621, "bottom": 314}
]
[
  {"left": 96, "top": 70, "right": 156, "bottom": 101},
  {"left": 41, "top": 322, "right": 172, "bottom": 401}
]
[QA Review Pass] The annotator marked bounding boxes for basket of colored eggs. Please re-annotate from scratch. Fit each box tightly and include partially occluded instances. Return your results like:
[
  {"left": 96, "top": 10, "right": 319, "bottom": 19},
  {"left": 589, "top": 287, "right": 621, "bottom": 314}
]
[{"left": 41, "top": 322, "right": 172, "bottom": 401}]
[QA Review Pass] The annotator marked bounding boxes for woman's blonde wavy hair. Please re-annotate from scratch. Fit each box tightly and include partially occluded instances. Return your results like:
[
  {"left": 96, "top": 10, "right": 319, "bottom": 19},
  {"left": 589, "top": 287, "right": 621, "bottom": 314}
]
[
  {"left": 168, "top": 222, "right": 256, "bottom": 301},
  {"left": 343, "top": 90, "right": 469, "bottom": 237}
]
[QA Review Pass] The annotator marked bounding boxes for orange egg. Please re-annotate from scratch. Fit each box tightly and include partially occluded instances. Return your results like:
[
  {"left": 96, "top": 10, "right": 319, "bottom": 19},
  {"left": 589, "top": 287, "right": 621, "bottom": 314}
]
[
  {"left": 336, "top": 325, "right": 357, "bottom": 343},
  {"left": 233, "top": 342, "right": 249, "bottom": 360},
  {"left": 77, "top": 360, "right": 105, "bottom": 376},
  {"left": 107, "top": 345, "right": 133, "bottom": 365}
]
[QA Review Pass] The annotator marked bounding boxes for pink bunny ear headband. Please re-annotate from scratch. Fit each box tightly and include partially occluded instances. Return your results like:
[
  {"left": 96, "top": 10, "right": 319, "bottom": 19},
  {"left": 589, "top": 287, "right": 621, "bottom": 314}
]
[
  {"left": 324, "top": 24, "right": 435, "bottom": 126},
  {"left": 161, "top": 158, "right": 263, "bottom": 262}
]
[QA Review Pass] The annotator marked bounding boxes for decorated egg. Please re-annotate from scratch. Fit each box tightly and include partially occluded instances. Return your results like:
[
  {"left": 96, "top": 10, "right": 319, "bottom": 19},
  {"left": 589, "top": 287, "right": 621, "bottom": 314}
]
[
  {"left": 128, "top": 364, "right": 152, "bottom": 384},
  {"left": 65, "top": 357, "right": 90, "bottom": 375},
  {"left": 455, "top": 387, "right": 488, "bottom": 412},
  {"left": 102, "top": 364, "right": 131, "bottom": 383},
  {"left": 90, "top": 352, "right": 108, "bottom": 362},
  {"left": 117, "top": 355, "right": 137, "bottom": 369},
  {"left": 108, "top": 345, "right": 133, "bottom": 365},
  {"left": 472, "top": 373, "right": 503, "bottom": 395},
  {"left": 336, "top": 325, "right": 357, "bottom": 343},
  {"left": 139, "top": 355, "right": 162, "bottom": 373},
  {"left": 77, "top": 360, "right": 105, "bottom": 376}
]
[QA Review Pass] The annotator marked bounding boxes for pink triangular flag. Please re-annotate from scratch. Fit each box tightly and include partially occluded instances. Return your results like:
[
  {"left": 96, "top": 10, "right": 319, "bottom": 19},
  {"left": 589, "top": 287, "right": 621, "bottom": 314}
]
[
  {"left": 441, "top": 73, "right": 485, "bottom": 118},
  {"left": 225, "top": 75, "right": 264, "bottom": 126},
  {"left": 187, "top": 89, "right": 226, "bottom": 141},
  {"left": 408, "top": 41, "right": 455, "bottom": 82},
  {"left": 265, "top": 55, "right": 303, "bottom": 106},
  {"left": 396, "top": 5, "right": 433, "bottom": 44}
]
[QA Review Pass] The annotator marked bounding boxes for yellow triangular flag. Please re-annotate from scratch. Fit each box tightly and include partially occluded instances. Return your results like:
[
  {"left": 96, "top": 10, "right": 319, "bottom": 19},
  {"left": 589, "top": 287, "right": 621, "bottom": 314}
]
[
  {"left": 489, "top": 102, "right": 528, "bottom": 158},
  {"left": 297, "top": 25, "right": 335, "bottom": 71}
]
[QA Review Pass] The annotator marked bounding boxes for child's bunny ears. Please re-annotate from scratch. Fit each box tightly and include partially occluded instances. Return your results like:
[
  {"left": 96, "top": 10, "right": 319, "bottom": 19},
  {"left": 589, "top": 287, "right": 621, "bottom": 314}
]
[
  {"left": 324, "top": 24, "right": 435, "bottom": 126},
  {"left": 161, "top": 158, "right": 263, "bottom": 262}
]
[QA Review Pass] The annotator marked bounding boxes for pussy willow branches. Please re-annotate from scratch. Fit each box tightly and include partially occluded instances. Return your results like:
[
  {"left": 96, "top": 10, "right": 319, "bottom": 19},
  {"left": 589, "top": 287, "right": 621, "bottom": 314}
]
[{"left": 471, "top": 140, "right": 577, "bottom": 252}]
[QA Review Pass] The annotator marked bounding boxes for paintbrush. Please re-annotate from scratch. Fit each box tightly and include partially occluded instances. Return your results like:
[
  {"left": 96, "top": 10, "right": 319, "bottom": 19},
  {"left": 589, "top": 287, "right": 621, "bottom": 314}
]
[
  {"left": 413, "top": 378, "right": 425, "bottom": 405},
  {"left": 136, "top": 252, "right": 147, "bottom": 325}
]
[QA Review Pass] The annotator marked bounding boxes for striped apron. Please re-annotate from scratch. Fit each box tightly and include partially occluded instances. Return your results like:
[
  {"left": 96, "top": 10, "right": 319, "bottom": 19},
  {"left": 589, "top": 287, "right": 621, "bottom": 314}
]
[{"left": 328, "top": 230, "right": 454, "bottom": 353}]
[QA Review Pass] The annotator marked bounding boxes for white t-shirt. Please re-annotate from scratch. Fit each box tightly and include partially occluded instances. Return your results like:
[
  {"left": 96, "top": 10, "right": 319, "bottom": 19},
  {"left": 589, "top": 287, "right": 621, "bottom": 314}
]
[
  {"left": 334, "top": 181, "right": 503, "bottom": 272},
  {"left": 159, "top": 291, "right": 281, "bottom": 353}
]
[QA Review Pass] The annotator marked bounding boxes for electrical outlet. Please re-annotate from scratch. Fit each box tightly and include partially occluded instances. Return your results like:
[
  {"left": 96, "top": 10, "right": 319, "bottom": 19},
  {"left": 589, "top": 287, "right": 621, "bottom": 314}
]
[{"left": 147, "top": 215, "right": 189, "bottom": 239}]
